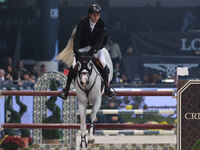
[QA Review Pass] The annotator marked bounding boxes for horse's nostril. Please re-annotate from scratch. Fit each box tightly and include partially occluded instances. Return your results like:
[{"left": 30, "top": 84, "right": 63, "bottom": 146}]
[
  {"left": 80, "top": 81, "right": 83, "bottom": 84},
  {"left": 87, "top": 81, "right": 89, "bottom": 84}
]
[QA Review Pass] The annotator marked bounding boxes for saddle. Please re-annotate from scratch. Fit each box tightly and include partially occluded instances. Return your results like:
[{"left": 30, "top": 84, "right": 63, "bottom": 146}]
[{"left": 92, "top": 58, "right": 103, "bottom": 73}]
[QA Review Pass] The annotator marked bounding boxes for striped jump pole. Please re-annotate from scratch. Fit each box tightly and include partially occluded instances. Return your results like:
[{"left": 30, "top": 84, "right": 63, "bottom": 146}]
[
  {"left": 80, "top": 109, "right": 176, "bottom": 115},
  {"left": 0, "top": 90, "right": 175, "bottom": 96},
  {"left": 2, "top": 123, "right": 176, "bottom": 130},
  {"left": 79, "top": 130, "right": 176, "bottom": 135}
]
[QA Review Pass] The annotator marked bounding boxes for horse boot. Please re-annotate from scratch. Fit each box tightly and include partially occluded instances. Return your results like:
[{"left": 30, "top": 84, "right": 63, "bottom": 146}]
[
  {"left": 88, "top": 121, "right": 95, "bottom": 134},
  {"left": 58, "top": 66, "right": 76, "bottom": 99},
  {"left": 103, "top": 65, "right": 116, "bottom": 97},
  {"left": 80, "top": 134, "right": 87, "bottom": 148}
]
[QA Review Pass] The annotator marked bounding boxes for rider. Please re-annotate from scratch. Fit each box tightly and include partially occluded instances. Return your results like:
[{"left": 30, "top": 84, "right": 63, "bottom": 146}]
[{"left": 59, "top": 4, "right": 115, "bottom": 99}]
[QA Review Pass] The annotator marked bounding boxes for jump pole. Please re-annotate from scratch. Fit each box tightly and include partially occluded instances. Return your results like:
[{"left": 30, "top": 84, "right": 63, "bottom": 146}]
[
  {"left": 2, "top": 123, "right": 176, "bottom": 130},
  {"left": 81, "top": 109, "right": 177, "bottom": 115},
  {"left": 0, "top": 90, "right": 174, "bottom": 96}
]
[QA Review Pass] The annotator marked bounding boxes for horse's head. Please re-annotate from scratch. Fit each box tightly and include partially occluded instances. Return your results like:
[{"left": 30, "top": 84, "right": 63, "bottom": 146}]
[{"left": 77, "top": 54, "right": 93, "bottom": 88}]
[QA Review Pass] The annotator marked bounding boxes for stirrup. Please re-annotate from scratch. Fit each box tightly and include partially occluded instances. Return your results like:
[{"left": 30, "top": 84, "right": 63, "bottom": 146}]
[
  {"left": 58, "top": 90, "right": 68, "bottom": 99},
  {"left": 105, "top": 87, "right": 116, "bottom": 97}
]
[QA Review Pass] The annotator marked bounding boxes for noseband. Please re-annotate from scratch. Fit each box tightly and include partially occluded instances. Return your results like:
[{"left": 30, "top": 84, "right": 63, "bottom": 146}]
[{"left": 80, "top": 71, "right": 90, "bottom": 85}]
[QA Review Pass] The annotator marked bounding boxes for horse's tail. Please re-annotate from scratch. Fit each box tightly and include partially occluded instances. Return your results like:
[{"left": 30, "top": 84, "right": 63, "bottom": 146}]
[{"left": 56, "top": 27, "right": 77, "bottom": 67}]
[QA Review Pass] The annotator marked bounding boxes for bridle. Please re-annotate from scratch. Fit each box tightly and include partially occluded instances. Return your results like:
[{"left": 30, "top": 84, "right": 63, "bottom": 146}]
[{"left": 76, "top": 59, "right": 100, "bottom": 95}]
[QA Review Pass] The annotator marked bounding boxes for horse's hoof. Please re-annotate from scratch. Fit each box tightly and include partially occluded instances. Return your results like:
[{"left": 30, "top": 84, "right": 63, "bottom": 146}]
[{"left": 88, "top": 139, "right": 95, "bottom": 146}]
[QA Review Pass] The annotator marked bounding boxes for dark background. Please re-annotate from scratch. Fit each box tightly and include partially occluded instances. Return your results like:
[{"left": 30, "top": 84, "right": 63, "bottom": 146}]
[{"left": 0, "top": 7, "right": 200, "bottom": 59}]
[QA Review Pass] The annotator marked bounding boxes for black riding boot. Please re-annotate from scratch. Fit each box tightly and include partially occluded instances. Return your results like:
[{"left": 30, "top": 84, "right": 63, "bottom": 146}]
[
  {"left": 58, "top": 66, "right": 76, "bottom": 99},
  {"left": 103, "top": 65, "right": 116, "bottom": 97}
]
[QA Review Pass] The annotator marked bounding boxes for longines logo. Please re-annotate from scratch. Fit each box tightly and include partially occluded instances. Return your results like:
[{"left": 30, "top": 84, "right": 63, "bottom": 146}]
[{"left": 181, "top": 38, "right": 200, "bottom": 51}]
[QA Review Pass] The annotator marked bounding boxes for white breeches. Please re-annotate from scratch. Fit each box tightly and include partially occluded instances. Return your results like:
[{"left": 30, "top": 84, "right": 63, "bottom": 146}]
[{"left": 72, "top": 46, "right": 107, "bottom": 68}]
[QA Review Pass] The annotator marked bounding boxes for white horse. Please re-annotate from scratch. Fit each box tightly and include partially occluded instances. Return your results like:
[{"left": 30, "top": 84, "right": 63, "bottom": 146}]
[{"left": 75, "top": 48, "right": 113, "bottom": 148}]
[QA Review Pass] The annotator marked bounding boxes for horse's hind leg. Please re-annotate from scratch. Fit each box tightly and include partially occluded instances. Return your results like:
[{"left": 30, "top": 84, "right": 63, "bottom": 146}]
[
  {"left": 78, "top": 103, "right": 87, "bottom": 148},
  {"left": 88, "top": 97, "right": 101, "bottom": 145}
]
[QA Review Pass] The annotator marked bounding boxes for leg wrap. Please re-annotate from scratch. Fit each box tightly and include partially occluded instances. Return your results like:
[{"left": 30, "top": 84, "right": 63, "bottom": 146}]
[
  {"left": 80, "top": 134, "right": 87, "bottom": 148},
  {"left": 88, "top": 121, "right": 95, "bottom": 134}
]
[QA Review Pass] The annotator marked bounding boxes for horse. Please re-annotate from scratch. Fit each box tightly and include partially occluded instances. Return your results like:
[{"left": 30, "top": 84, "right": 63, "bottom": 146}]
[{"left": 75, "top": 48, "right": 113, "bottom": 148}]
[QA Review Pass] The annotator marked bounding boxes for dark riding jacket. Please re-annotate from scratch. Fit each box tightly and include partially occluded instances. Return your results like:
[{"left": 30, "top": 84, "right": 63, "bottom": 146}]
[{"left": 73, "top": 16, "right": 106, "bottom": 54}]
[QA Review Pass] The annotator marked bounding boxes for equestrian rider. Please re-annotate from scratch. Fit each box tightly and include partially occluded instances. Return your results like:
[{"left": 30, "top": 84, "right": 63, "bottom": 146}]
[{"left": 58, "top": 4, "right": 115, "bottom": 99}]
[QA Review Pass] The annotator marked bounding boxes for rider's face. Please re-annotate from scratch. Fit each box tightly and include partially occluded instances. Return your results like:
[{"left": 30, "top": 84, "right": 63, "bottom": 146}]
[{"left": 89, "top": 13, "right": 100, "bottom": 23}]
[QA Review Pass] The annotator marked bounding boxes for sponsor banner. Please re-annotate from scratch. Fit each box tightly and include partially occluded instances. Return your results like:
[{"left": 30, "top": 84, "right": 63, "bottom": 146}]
[
  {"left": 0, "top": 9, "right": 36, "bottom": 59},
  {"left": 131, "top": 32, "right": 200, "bottom": 55}
]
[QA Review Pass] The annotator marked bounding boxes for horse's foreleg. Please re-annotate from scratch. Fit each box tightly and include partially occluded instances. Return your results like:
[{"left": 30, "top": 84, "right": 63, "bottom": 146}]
[
  {"left": 78, "top": 103, "right": 87, "bottom": 148},
  {"left": 88, "top": 97, "right": 101, "bottom": 145},
  {"left": 90, "top": 97, "right": 101, "bottom": 127}
]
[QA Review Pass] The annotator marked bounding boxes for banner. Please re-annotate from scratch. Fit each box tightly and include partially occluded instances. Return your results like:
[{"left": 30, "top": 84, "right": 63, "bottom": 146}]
[
  {"left": 0, "top": 9, "right": 36, "bottom": 59},
  {"left": 131, "top": 32, "right": 200, "bottom": 55}
]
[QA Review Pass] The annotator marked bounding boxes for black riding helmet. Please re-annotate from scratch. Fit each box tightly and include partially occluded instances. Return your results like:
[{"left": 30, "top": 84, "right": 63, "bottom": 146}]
[{"left": 88, "top": 4, "right": 101, "bottom": 14}]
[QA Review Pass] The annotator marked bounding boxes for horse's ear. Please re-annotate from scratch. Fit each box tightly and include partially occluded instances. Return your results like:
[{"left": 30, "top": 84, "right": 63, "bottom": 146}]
[
  {"left": 77, "top": 61, "right": 82, "bottom": 71},
  {"left": 87, "top": 61, "right": 93, "bottom": 70}
]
